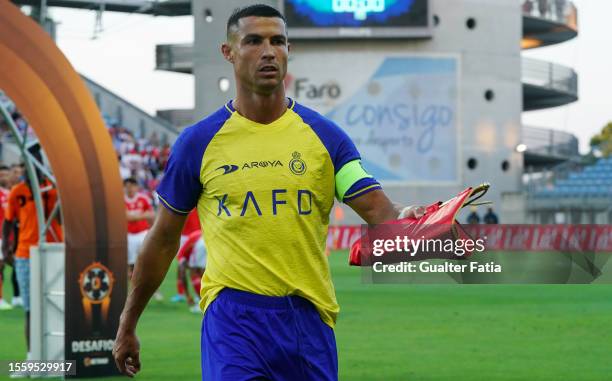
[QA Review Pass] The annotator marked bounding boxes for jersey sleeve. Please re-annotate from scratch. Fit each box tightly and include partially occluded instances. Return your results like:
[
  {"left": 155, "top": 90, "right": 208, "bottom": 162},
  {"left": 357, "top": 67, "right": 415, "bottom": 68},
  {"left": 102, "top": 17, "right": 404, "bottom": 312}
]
[
  {"left": 156, "top": 107, "right": 231, "bottom": 215},
  {"left": 156, "top": 129, "right": 203, "bottom": 215},
  {"left": 293, "top": 103, "right": 381, "bottom": 203}
]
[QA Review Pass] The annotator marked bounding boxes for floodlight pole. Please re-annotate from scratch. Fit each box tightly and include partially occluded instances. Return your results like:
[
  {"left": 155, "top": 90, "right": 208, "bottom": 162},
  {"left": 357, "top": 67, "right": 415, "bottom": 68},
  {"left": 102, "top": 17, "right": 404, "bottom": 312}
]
[{"left": 40, "top": 0, "right": 47, "bottom": 24}]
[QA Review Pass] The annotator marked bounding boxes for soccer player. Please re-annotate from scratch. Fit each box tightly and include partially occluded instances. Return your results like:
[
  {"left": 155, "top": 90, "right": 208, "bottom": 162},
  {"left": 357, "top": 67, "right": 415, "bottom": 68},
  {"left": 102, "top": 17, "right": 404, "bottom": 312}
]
[
  {"left": 113, "top": 5, "right": 424, "bottom": 380},
  {"left": 170, "top": 209, "right": 200, "bottom": 303},
  {"left": 123, "top": 178, "right": 154, "bottom": 280},
  {"left": 176, "top": 230, "right": 207, "bottom": 313}
]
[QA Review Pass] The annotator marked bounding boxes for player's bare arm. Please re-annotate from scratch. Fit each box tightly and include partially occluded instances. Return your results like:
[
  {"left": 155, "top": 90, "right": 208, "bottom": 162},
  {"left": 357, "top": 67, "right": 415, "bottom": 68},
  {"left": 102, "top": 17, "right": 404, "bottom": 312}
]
[
  {"left": 347, "top": 189, "right": 425, "bottom": 224},
  {"left": 113, "top": 207, "right": 186, "bottom": 377}
]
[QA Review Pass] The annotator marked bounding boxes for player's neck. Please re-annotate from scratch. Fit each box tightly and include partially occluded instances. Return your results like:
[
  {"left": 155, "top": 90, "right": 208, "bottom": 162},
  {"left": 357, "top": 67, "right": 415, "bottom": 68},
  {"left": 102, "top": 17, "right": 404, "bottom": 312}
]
[{"left": 233, "top": 89, "right": 288, "bottom": 125}]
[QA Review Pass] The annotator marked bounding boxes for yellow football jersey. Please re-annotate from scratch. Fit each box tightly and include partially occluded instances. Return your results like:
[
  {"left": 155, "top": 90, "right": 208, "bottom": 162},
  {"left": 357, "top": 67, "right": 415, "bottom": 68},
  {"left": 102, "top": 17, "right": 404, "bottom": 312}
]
[{"left": 157, "top": 99, "right": 380, "bottom": 327}]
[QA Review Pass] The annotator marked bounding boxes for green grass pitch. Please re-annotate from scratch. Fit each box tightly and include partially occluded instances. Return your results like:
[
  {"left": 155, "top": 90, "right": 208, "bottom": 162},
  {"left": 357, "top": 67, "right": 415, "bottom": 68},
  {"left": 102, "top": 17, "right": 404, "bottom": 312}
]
[{"left": 1, "top": 251, "right": 611, "bottom": 380}]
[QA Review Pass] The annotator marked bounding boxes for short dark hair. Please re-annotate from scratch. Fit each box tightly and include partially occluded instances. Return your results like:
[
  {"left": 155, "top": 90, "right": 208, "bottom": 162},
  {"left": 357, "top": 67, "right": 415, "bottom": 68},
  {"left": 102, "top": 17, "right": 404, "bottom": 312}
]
[
  {"left": 226, "top": 4, "right": 286, "bottom": 38},
  {"left": 123, "top": 177, "right": 138, "bottom": 186}
]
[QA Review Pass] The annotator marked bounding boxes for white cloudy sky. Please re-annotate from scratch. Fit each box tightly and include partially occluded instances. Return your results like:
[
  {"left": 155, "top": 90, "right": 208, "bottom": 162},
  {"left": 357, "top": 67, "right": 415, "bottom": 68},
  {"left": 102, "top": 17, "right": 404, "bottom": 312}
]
[
  {"left": 47, "top": 0, "right": 610, "bottom": 153},
  {"left": 49, "top": 7, "right": 194, "bottom": 113}
]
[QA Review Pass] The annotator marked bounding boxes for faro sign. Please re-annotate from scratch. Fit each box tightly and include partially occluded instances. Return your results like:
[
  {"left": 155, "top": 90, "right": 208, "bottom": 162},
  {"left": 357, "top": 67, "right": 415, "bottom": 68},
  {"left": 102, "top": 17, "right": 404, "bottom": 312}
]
[{"left": 290, "top": 77, "right": 341, "bottom": 100}]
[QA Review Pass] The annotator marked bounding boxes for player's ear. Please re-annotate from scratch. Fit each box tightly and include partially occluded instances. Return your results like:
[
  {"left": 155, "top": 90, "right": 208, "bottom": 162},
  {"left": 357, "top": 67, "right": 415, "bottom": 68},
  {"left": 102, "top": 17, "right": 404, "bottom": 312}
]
[{"left": 221, "top": 42, "right": 234, "bottom": 63}]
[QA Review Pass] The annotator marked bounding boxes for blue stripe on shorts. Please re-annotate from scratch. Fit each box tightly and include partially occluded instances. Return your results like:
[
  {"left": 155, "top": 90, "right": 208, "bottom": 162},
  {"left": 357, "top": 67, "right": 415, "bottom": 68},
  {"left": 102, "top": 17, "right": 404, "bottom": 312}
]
[
  {"left": 15, "top": 258, "right": 30, "bottom": 311},
  {"left": 201, "top": 288, "right": 338, "bottom": 381}
]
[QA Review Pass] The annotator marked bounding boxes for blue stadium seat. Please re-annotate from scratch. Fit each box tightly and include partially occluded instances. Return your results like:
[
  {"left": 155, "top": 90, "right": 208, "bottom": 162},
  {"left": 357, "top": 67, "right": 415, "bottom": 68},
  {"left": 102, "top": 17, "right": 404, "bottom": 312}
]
[{"left": 545, "top": 161, "right": 612, "bottom": 199}]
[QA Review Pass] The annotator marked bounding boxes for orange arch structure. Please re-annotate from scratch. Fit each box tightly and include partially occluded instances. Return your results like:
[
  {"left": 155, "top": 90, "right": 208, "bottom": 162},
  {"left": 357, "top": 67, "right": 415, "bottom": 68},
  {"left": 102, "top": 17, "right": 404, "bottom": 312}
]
[{"left": 0, "top": 2, "right": 126, "bottom": 377}]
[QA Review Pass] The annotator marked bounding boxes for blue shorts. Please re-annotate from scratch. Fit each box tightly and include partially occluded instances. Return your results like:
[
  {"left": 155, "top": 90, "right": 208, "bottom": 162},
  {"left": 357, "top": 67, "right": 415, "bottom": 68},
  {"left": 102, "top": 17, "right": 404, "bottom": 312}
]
[{"left": 201, "top": 288, "right": 338, "bottom": 381}]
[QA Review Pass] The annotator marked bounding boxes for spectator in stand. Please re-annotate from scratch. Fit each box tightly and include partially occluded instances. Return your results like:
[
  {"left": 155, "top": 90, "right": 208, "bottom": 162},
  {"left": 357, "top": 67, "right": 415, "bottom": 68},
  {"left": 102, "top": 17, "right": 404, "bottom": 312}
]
[
  {"left": 467, "top": 206, "right": 481, "bottom": 224},
  {"left": 105, "top": 120, "right": 168, "bottom": 195},
  {"left": 554, "top": 0, "right": 566, "bottom": 21},
  {"left": 11, "top": 112, "right": 28, "bottom": 136},
  {"left": 538, "top": 0, "right": 548, "bottom": 17},
  {"left": 149, "top": 132, "right": 160, "bottom": 147},
  {"left": 118, "top": 154, "right": 131, "bottom": 180},
  {"left": 483, "top": 207, "right": 499, "bottom": 224}
]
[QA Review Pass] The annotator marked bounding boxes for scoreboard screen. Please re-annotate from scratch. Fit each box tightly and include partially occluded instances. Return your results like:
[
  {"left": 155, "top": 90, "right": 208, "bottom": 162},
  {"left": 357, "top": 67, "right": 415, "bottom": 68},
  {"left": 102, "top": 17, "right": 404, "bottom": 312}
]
[{"left": 281, "top": 0, "right": 430, "bottom": 39}]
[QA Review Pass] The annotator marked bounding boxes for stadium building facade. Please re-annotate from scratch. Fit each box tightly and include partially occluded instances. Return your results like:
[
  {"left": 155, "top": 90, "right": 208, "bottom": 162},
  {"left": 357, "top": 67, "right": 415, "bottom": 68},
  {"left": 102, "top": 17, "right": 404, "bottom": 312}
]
[
  {"left": 160, "top": 0, "right": 578, "bottom": 224},
  {"left": 13, "top": 0, "right": 582, "bottom": 224},
  {"left": 519, "top": 1, "right": 611, "bottom": 225}
]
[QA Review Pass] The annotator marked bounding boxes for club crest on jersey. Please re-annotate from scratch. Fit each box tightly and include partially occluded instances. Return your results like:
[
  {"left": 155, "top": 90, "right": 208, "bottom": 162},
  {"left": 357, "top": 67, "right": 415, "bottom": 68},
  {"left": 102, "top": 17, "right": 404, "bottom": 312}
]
[{"left": 289, "top": 152, "right": 307, "bottom": 175}]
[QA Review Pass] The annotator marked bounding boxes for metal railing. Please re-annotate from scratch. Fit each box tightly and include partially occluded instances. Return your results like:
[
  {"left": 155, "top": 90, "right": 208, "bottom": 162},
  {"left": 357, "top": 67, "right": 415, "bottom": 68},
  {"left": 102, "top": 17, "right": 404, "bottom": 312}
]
[
  {"left": 522, "top": 57, "right": 578, "bottom": 96},
  {"left": 522, "top": 125, "right": 581, "bottom": 197},
  {"left": 521, "top": 0, "right": 578, "bottom": 30},
  {"left": 523, "top": 159, "right": 585, "bottom": 197},
  {"left": 522, "top": 125, "right": 579, "bottom": 158},
  {"left": 156, "top": 43, "right": 194, "bottom": 73}
]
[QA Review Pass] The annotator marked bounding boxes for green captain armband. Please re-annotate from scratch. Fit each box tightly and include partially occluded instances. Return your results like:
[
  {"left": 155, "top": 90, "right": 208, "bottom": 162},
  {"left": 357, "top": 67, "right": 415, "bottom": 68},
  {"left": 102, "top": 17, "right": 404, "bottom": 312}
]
[{"left": 335, "top": 160, "right": 373, "bottom": 201}]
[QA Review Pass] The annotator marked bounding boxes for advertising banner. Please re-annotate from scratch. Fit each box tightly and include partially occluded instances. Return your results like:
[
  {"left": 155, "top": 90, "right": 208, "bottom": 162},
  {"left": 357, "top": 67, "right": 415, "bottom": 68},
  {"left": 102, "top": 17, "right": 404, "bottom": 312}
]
[
  {"left": 287, "top": 54, "right": 459, "bottom": 184},
  {"left": 329, "top": 224, "right": 612, "bottom": 284}
]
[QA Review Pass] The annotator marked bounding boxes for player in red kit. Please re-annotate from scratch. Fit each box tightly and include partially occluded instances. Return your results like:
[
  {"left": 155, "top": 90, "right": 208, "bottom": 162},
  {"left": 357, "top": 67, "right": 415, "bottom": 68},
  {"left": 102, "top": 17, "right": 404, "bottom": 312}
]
[
  {"left": 176, "top": 230, "right": 207, "bottom": 312},
  {"left": 124, "top": 178, "right": 154, "bottom": 280},
  {"left": 171, "top": 210, "right": 200, "bottom": 303}
]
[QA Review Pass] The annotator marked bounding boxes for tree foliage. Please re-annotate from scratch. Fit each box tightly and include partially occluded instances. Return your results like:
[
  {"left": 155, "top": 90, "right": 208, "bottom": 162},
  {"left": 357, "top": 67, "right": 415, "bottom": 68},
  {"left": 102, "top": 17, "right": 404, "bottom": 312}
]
[{"left": 590, "top": 122, "right": 612, "bottom": 157}]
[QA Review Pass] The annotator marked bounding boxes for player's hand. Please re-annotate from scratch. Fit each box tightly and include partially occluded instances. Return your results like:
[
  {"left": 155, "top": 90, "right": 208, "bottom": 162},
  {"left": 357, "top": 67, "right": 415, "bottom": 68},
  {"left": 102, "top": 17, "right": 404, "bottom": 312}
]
[
  {"left": 112, "top": 328, "right": 141, "bottom": 377},
  {"left": 399, "top": 205, "right": 426, "bottom": 219}
]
